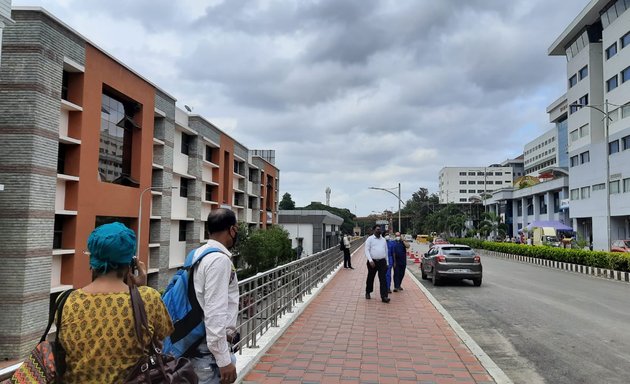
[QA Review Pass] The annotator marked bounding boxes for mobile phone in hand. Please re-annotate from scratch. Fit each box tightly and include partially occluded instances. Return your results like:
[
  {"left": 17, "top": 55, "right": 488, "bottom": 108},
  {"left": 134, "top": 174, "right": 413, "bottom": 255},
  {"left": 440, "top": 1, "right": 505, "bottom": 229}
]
[{"left": 130, "top": 256, "right": 138, "bottom": 275}]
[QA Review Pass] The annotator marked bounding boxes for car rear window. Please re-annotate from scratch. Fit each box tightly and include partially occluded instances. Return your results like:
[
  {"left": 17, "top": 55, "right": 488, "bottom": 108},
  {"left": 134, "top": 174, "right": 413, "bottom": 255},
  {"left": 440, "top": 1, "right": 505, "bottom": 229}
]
[{"left": 442, "top": 246, "right": 474, "bottom": 256}]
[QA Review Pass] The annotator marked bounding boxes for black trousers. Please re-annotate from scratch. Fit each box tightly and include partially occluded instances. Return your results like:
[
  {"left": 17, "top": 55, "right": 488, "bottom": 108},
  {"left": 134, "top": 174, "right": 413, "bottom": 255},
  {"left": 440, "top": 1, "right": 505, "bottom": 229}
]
[
  {"left": 366, "top": 258, "right": 388, "bottom": 299},
  {"left": 343, "top": 248, "right": 352, "bottom": 268}
]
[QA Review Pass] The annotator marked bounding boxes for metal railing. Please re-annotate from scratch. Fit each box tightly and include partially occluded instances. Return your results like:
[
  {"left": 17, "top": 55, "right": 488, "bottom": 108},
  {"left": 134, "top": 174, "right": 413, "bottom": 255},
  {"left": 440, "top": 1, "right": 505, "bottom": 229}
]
[{"left": 233, "top": 238, "right": 365, "bottom": 352}]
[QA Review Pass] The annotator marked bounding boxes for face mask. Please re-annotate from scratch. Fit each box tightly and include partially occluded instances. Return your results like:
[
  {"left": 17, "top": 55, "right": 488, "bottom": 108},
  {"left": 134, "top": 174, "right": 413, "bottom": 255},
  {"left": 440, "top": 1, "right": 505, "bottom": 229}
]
[
  {"left": 396, "top": 237, "right": 401, "bottom": 241},
  {"left": 229, "top": 227, "right": 239, "bottom": 249}
]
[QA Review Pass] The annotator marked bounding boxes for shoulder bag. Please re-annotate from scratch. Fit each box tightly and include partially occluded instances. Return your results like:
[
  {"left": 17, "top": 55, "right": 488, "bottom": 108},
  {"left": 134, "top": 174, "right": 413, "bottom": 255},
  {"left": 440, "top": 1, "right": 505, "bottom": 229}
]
[
  {"left": 123, "top": 286, "right": 198, "bottom": 384},
  {"left": 7, "top": 289, "right": 74, "bottom": 384}
]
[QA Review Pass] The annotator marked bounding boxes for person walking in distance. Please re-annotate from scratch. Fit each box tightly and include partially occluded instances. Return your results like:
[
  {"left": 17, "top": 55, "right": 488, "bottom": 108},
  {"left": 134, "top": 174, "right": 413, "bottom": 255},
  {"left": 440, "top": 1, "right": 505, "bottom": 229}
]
[
  {"left": 364, "top": 225, "right": 390, "bottom": 303},
  {"left": 343, "top": 233, "right": 353, "bottom": 269},
  {"left": 189, "top": 208, "right": 240, "bottom": 384},
  {"left": 392, "top": 232, "right": 409, "bottom": 292}
]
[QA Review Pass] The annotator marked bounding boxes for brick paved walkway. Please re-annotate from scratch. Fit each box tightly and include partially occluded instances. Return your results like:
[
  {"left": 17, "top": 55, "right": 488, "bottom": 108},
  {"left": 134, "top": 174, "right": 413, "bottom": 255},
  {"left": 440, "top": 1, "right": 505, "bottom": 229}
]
[{"left": 242, "top": 244, "right": 496, "bottom": 384}]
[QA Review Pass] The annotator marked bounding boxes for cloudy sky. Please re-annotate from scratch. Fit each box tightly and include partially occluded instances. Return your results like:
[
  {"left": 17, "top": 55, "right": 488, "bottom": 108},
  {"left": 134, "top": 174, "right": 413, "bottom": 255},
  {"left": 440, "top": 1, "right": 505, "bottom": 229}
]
[{"left": 15, "top": 0, "right": 590, "bottom": 216}]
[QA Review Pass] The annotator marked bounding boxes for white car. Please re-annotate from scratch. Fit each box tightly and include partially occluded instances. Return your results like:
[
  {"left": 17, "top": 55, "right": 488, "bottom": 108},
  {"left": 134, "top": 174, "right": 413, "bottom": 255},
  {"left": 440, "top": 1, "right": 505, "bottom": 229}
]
[{"left": 404, "top": 234, "right": 413, "bottom": 241}]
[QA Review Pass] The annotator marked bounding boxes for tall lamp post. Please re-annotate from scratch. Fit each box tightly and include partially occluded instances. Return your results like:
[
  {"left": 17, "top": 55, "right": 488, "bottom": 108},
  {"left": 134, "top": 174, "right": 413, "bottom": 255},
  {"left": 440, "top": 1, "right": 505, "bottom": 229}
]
[
  {"left": 369, "top": 183, "right": 403, "bottom": 232},
  {"left": 137, "top": 185, "right": 177, "bottom": 258}
]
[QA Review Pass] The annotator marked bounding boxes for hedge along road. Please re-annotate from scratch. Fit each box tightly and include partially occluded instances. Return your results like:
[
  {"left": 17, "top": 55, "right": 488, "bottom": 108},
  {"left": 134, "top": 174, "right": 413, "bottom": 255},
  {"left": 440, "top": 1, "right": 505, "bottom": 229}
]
[{"left": 407, "top": 242, "right": 630, "bottom": 384}]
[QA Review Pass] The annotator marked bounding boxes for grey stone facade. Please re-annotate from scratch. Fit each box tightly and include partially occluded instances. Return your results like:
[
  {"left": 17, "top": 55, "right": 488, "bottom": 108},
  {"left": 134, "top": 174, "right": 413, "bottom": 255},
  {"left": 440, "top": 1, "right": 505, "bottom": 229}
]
[{"left": 0, "top": 9, "right": 85, "bottom": 358}]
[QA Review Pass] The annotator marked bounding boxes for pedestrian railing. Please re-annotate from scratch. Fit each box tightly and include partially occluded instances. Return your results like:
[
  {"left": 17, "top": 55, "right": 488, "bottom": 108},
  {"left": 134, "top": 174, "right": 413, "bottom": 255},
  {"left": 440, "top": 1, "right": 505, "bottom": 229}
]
[{"left": 233, "top": 238, "right": 365, "bottom": 353}]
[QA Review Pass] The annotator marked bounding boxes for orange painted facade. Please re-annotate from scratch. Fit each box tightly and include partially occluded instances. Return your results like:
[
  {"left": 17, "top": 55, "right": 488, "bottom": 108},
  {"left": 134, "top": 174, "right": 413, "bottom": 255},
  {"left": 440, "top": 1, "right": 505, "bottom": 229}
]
[{"left": 63, "top": 44, "right": 156, "bottom": 288}]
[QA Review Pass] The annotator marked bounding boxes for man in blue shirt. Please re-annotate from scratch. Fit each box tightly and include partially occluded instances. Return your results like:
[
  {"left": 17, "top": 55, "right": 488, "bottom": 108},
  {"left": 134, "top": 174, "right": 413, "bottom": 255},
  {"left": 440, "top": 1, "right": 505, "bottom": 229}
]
[{"left": 392, "top": 232, "right": 409, "bottom": 291}]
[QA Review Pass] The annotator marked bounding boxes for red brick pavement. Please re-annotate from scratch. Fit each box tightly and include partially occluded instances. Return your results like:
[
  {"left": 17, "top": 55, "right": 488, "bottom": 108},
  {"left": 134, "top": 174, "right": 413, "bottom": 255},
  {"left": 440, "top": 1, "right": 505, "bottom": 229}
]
[{"left": 242, "top": 244, "right": 496, "bottom": 384}]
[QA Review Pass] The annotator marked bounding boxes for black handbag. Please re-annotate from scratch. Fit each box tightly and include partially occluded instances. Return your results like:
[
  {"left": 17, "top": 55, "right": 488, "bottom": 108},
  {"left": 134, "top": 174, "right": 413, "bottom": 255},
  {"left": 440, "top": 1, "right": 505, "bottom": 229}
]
[{"left": 123, "top": 286, "right": 198, "bottom": 384}]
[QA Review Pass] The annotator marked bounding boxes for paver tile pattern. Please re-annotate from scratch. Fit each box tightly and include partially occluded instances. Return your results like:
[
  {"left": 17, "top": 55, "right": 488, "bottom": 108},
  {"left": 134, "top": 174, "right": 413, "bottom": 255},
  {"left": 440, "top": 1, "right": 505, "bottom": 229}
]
[{"left": 242, "top": 244, "right": 496, "bottom": 384}]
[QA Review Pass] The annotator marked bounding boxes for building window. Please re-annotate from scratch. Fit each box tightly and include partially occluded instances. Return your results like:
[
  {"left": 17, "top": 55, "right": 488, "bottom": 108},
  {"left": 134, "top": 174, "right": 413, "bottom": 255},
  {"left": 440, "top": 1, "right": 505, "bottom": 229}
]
[
  {"left": 621, "top": 66, "right": 630, "bottom": 84},
  {"left": 622, "top": 135, "right": 630, "bottom": 150},
  {"left": 609, "top": 140, "right": 620, "bottom": 154},
  {"left": 477, "top": 190, "right": 484, "bottom": 193},
  {"left": 178, "top": 221, "right": 187, "bottom": 242},
  {"left": 622, "top": 31, "right": 630, "bottom": 49},
  {"left": 181, "top": 133, "right": 191, "bottom": 155},
  {"left": 624, "top": 178, "right": 630, "bottom": 193},
  {"left": 570, "top": 155, "right": 579, "bottom": 167},
  {"left": 578, "top": 65, "right": 588, "bottom": 80},
  {"left": 495, "top": 172, "right": 502, "bottom": 176},
  {"left": 496, "top": 181, "right": 503, "bottom": 185},
  {"left": 568, "top": 74, "right": 577, "bottom": 88},
  {"left": 540, "top": 197, "right": 548, "bottom": 214},
  {"left": 579, "top": 94, "right": 589, "bottom": 107},
  {"left": 607, "top": 75, "right": 619, "bottom": 92},
  {"left": 553, "top": 192, "right": 560, "bottom": 213},
  {"left": 593, "top": 183, "right": 605, "bottom": 191},
  {"left": 606, "top": 42, "right": 618, "bottom": 59},
  {"left": 98, "top": 91, "right": 141, "bottom": 186},
  {"left": 517, "top": 201, "right": 522, "bottom": 216},
  {"left": 180, "top": 178, "right": 189, "bottom": 198},
  {"left": 581, "top": 186, "right": 590, "bottom": 199},
  {"left": 570, "top": 129, "right": 579, "bottom": 142},
  {"left": 477, "top": 172, "right": 484, "bottom": 176},
  {"left": 527, "top": 198, "right": 533, "bottom": 215},
  {"left": 486, "top": 181, "right": 494, "bottom": 185},
  {"left": 477, "top": 181, "right": 484, "bottom": 184},
  {"left": 459, "top": 181, "right": 467, "bottom": 185},
  {"left": 468, "top": 189, "right": 475, "bottom": 193},
  {"left": 468, "top": 181, "right": 476, "bottom": 184},
  {"left": 460, "top": 189, "right": 467, "bottom": 193},
  {"left": 468, "top": 172, "right": 475, "bottom": 176},
  {"left": 570, "top": 189, "right": 580, "bottom": 200},
  {"left": 459, "top": 172, "right": 467, "bottom": 176},
  {"left": 580, "top": 124, "right": 590, "bottom": 137},
  {"left": 205, "top": 146, "right": 216, "bottom": 162},
  {"left": 459, "top": 198, "right": 467, "bottom": 202},
  {"left": 610, "top": 180, "right": 621, "bottom": 194},
  {"left": 580, "top": 151, "right": 590, "bottom": 164}
]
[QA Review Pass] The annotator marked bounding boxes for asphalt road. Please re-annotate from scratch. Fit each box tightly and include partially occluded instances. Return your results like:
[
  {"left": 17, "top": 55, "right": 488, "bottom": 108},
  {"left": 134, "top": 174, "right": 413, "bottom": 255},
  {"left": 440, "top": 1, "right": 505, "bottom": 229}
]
[{"left": 407, "top": 242, "right": 630, "bottom": 384}]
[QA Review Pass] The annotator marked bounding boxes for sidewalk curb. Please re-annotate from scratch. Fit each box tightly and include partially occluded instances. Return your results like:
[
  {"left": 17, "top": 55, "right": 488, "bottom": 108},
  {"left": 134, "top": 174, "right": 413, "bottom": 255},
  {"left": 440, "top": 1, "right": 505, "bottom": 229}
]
[{"left": 408, "top": 271, "right": 514, "bottom": 384}]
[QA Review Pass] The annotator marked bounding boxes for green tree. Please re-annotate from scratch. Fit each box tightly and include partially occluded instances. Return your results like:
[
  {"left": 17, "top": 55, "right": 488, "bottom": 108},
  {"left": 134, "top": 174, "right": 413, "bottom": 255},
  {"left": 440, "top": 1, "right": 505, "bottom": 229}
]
[
  {"left": 279, "top": 192, "right": 296, "bottom": 210},
  {"left": 238, "top": 225, "right": 293, "bottom": 275},
  {"left": 300, "top": 202, "right": 356, "bottom": 235},
  {"left": 477, "top": 212, "right": 507, "bottom": 239}
]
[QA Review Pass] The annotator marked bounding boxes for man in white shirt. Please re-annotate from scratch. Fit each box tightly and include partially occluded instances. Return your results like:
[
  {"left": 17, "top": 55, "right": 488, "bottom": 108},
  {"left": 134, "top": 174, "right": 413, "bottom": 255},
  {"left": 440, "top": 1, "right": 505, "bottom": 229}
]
[
  {"left": 190, "top": 208, "right": 239, "bottom": 384},
  {"left": 342, "top": 234, "right": 353, "bottom": 269},
  {"left": 364, "top": 225, "right": 390, "bottom": 303}
]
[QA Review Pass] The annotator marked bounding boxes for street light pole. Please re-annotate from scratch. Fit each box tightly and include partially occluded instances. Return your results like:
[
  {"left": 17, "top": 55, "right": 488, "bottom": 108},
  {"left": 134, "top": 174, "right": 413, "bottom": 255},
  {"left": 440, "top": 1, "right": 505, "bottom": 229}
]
[{"left": 369, "top": 184, "right": 404, "bottom": 232}]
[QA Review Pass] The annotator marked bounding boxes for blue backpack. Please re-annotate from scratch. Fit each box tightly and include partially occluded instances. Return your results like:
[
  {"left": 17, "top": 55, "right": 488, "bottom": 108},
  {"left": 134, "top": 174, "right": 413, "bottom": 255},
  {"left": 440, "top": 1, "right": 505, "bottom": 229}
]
[{"left": 162, "top": 246, "right": 224, "bottom": 357}]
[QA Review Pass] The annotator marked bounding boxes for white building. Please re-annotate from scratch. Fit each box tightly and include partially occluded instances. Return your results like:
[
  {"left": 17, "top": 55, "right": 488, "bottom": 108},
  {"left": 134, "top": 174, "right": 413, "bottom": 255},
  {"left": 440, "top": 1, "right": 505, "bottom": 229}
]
[
  {"left": 549, "top": 0, "right": 630, "bottom": 250},
  {"left": 278, "top": 210, "right": 343, "bottom": 257},
  {"left": 439, "top": 166, "right": 514, "bottom": 204},
  {"left": 500, "top": 156, "right": 525, "bottom": 180}
]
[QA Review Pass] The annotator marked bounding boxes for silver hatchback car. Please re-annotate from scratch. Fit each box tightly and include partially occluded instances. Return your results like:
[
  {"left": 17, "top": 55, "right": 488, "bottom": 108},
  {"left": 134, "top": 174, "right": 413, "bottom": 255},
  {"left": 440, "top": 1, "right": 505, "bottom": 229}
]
[{"left": 421, "top": 244, "right": 482, "bottom": 286}]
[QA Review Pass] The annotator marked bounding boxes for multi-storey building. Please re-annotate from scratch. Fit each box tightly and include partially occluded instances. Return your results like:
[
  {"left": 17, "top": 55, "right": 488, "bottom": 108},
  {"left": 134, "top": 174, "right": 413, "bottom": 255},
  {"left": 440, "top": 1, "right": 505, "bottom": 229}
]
[
  {"left": 499, "top": 155, "right": 525, "bottom": 180},
  {"left": 523, "top": 96, "right": 569, "bottom": 176},
  {"left": 549, "top": 0, "right": 630, "bottom": 250},
  {"left": 0, "top": 7, "right": 278, "bottom": 359},
  {"left": 0, "top": 0, "right": 12, "bottom": 67},
  {"left": 485, "top": 97, "right": 571, "bottom": 238},
  {"left": 438, "top": 166, "right": 514, "bottom": 204}
]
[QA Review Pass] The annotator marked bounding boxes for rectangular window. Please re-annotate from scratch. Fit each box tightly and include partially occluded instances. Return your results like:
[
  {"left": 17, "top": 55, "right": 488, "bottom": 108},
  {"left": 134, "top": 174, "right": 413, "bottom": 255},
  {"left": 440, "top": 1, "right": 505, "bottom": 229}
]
[
  {"left": 181, "top": 133, "right": 191, "bottom": 155},
  {"left": 568, "top": 74, "right": 577, "bottom": 88},
  {"left": 178, "top": 221, "right": 187, "bottom": 242},
  {"left": 609, "top": 140, "right": 620, "bottom": 154},
  {"left": 468, "top": 189, "right": 475, "bottom": 193},
  {"left": 622, "top": 105, "right": 630, "bottom": 119},
  {"left": 581, "top": 186, "right": 590, "bottom": 199},
  {"left": 578, "top": 65, "right": 588, "bottom": 80},
  {"left": 570, "top": 129, "right": 579, "bottom": 141},
  {"left": 622, "top": 66, "right": 630, "bottom": 83},
  {"left": 606, "top": 42, "right": 618, "bottom": 59},
  {"left": 496, "top": 181, "right": 503, "bottom": 185},
  {"left": 610, "top": 180, "right": 621, "bottom": 194},
  {"left": 459, "top": 198, "right": 467, "bottom": 202},
  {"left": 459, "top": 172, "right": 467, "bottom": 176},
  {"left": 580, "top": 151, "right": 590, "bottom": 164},
  {"left": 570, "top": 155, "right": 579, "bottom": 167},
  {"left": 486, "top": 181, "right": 494, "bottom": 184},
  {"left": 607, "top": 75, "right": 619, "bottom": 92},
  {"left": 460, "top": 189, "right": 467, "bottom": 193},
  {"left": 459, "top": 180, "right": 467, "bottom": 185},
  {"left": 98, "top": 90, "right": 141, "bottom": 187},
  {"left": 486, "top": 172, "right": 494, "bottom": 176},
  {"left": 477, "top": 172, "right": 484, "bottom": 176},
  {"left": 205, "top": 146, "right": 215, "bottom": 162},
  {"left": 495, "top": 172, "right": 503, "bottom": 176},
  {"left": 593, "top": 183, "right": 605, "bottom": 191},
  {"left": 579, "top": 94, "right": 589, "bottom": 107},
  {"left": 624, "top": 178, "right": 630, "bottom": 193},
  {"left": 622, "top": 31, "right": 630, "bottom": 48},
  {"left": 477, "top": 190, "right": 484, "bottom": 193},
  {"left": 580, "top": 124, "right": 589, "bottom": 138},
  {"left": 180, "top": 178, "right": 189, "bottom": 198},
  {"left": 570, "top": 189, "right": 580, "bottom": 200},
  {"left": 468, "top": 172, "right": 475, "bottom": 176},
  {"left": 527, "top": 198, "right": 534, "bottom": 215},
  {"left": 477, "top": 181, "right": 484, "bottom": 184},
  {"left": 622, "top": 135, "right": 630, "bottom": 150},
  {"left": 517, "top": 201, "right": 522, "bottom": 216}
]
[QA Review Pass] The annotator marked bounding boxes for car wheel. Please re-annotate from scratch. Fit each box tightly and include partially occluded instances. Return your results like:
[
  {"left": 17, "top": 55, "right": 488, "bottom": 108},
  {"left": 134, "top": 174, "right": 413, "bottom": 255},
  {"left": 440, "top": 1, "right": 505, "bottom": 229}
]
[
  {"left": 432, "top": 271, "right": 441, "bottom": 286},
  {"left": 473, "top": 278, "right": 482, "bottom": 287},
  {"left": 421, "top": 265, "right": 428, "bottom": 280}
]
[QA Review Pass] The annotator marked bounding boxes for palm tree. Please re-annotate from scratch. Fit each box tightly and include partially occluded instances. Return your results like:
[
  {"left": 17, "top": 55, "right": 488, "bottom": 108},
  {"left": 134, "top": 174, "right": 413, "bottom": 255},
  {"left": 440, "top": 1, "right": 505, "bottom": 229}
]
[{"left": 477, "top": 212, "right": 507, "bottom": 240}]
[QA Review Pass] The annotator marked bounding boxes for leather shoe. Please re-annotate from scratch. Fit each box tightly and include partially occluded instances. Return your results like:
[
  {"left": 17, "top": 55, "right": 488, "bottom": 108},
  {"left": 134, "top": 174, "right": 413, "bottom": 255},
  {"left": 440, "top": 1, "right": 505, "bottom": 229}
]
[
  {"left": 381, "top": 297, "right": 390, "bottom": 303},
  {"left": 365, "top": 293, "right": 371, "bottom": 299},
  {"left": 349, "top": 267, "right": 354, "bottom": 269},
  {"left": 393, "top": 288, "right": 398, "bottom": 292}
]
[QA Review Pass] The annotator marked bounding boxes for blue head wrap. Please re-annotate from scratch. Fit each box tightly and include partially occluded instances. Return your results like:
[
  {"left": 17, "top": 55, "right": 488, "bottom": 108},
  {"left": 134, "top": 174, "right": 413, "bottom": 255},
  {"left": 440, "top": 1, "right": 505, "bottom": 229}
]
[{"left": 88, "top": 222, "right": 137, "bottom": 274}]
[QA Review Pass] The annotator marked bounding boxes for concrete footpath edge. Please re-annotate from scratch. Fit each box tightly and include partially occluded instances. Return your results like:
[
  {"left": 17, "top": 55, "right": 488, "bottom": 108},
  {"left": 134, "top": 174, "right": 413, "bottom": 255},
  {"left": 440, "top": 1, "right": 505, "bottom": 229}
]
[{"left": 407, "top": 271, "right": 514, "bottom": 384}]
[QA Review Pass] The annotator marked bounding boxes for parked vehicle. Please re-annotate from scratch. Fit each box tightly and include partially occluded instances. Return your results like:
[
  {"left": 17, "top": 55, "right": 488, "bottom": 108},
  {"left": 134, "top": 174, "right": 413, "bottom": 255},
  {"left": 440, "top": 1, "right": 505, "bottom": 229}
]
[
  {"left": 421, "top": 244, "right": 482, "bottom": 286},
  {"left": 531, "top": 227, "right": 560, "bottom": 247},
  {"left": 417, "top": 234, "right": 429, "bottom": 243},
  {"left": 611, "top": 240, "right": 630, "bottom": 252},
  {"left": 404, "top": 234, "right": 413, "bottom": 241}
]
